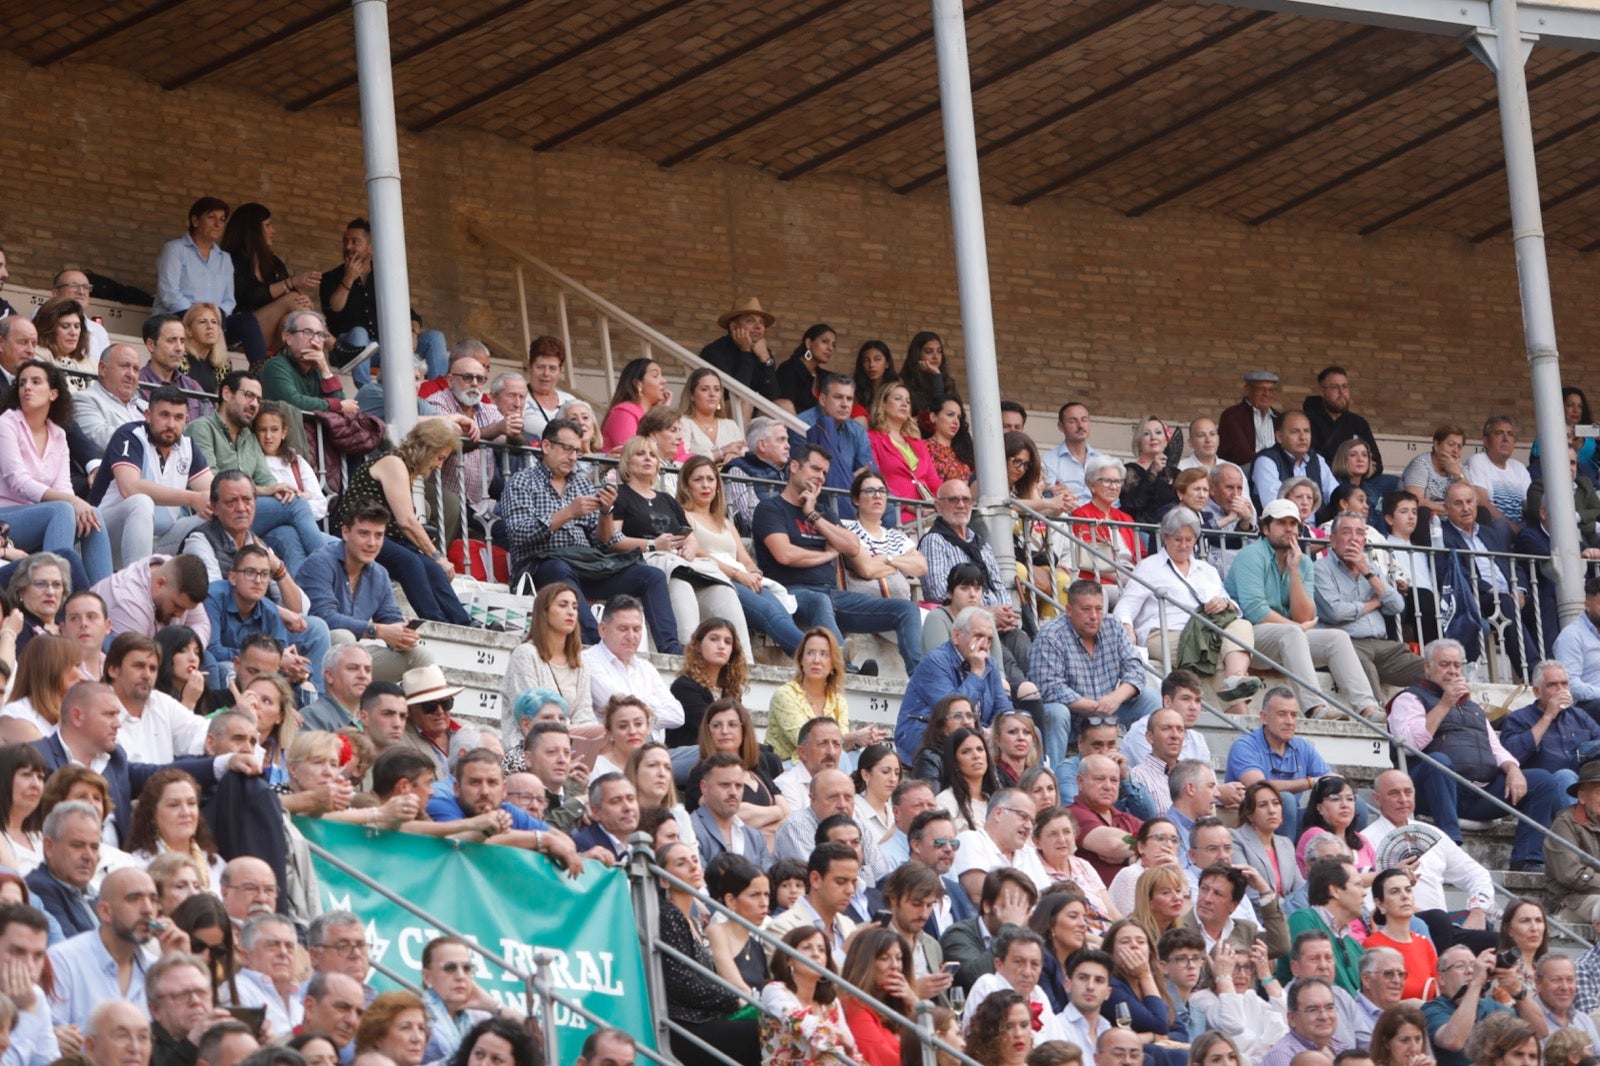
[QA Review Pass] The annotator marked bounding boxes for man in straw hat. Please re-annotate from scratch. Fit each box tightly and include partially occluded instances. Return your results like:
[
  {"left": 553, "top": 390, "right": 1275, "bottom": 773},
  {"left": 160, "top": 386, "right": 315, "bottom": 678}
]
[{"left": 701, "top": 297, "right": 779, "bottom": 406}]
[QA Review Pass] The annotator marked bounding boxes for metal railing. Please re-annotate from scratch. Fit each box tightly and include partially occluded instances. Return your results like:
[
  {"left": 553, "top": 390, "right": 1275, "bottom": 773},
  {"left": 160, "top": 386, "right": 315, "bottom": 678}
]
[
  {"left": 1011, "top": 498, "right": 1600, "bottom": 941},
  {"left": 627, "top": 834, "right": 983, "bottom": 1066},
  {"left": 466, "top": 222, "right": 805, "bottom": 434}
]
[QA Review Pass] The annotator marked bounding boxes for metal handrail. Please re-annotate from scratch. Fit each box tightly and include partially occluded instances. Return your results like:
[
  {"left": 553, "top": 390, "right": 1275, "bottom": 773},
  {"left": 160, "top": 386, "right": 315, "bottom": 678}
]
[
  {"left": 1010, "top": 496, "right": 1600, "bottom": 931},
  {"left": 466, "top": 221, "right": 806, "bottom": 434},
  {"left": 631, "top": 836, "right": 982, "bottom": 1066}
]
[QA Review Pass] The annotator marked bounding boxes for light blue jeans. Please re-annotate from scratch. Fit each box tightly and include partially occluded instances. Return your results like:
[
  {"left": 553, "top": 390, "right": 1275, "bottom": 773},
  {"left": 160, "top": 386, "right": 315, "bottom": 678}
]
[
  {"left": 0, "top": 502, "right": 113, "bottom": 584},
  {"left": 253, "top": 496, "right": 339, "bottom": 575},
  {"left": 345, "top": 328, "right": 448, "bottom": 387}
]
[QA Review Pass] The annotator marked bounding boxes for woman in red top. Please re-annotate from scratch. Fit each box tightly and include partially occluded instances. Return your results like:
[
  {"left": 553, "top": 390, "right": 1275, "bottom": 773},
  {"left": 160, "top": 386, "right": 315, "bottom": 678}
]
[
  {"left": 1070, "top": 454, "right": 1144, "bottom": 597},
  {"left": 1363, "top": 868, "right": 1439, "bottom": 1001},
  {"left": 839, "top": 927, "right": 913, "bottom": 1066},
  {"left": 867, "top": 382, "right": 942, "bottom": 523}
]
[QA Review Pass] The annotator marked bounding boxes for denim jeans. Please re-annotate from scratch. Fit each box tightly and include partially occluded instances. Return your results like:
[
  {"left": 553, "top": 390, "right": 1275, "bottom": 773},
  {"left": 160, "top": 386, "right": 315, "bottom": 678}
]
[
  {"left": 378, "top": 539, "right": 473, "bottom": 627},
  {"left": 345, "top": 328, "right": 449, "bottom": 387},
  {"left": 790, "top": 587, "right": 923, "bottom": 673},
  {"left": 253, "top": 496, "right": 338, "bottom": 574},
  {"left": 1409, "top": 754, "right": 1560, "bottom": 863},
  {"left": 734, "top": 583, "right": 806, "bottom": 656},
  {"left": 0, "top": 502, "right": 113, "bottom": 584}
]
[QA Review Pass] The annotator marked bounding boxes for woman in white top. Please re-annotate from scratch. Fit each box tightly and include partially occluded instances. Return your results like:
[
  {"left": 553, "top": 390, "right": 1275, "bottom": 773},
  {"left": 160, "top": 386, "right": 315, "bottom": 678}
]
[
  {"left": 852, "top": 744, "right": 900, "bottom": 845},
  {"left": 501, "top": 583, "right": 595, "bottom": 750},
  {"left": 0, "top": 745, "right": 48, "bottom": 875},
  {"left": 840, "top": 471, "right": 927, "bottom": 600},
  {"left": 0, "top": 634, "right": 83, "bottom": 744},
  {"left": 255, "top": 405, "right": 329, "bottom": 520},
  {"left": 589, "top": 695, "right": 653, "bottom": 779},
  {"left": 1382, "top": 490, "right": 1440, "bottom": 645},
  {"left": 676, "top": 455, "right": 807, "bottom": 656},
  {"left": 679, "top": 369, "right": 744, "bottom": 463},
  {"left": 1113, "top": 506, "right": 1260, "bottom": 712},
  {"left": 1107, "top": 817, "right": 1183, "bottom": 918},
  {"left": 524, "top": 337, "right": 577, "bottom": 437},
  {"left": 557, "top": 399, "right": 605, "bottom": 482}
]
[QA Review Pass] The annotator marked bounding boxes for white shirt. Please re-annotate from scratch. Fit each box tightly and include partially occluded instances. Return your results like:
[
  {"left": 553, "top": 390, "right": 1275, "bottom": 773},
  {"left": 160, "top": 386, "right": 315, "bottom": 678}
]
[
  {"left": 1122, "top": 715, "right": 1212, "bottom": 769},
  {"left": 1114, "top": 553, "right": 1233, "bottom": 645},
  {"left": 774, "top": 764, "right": 812, "bottom": 810},
  {"left": 1359, "top": 813, "right": 1495, "bottom": 913},
  {"left": 1465, "top": 452, "right": 1533, "bottom": 523},
  {"left": 949, "top": 828, "right": 1052, "bottom": 893},
  {"left": 1129, "top": 760, "right": 1173, "bottom": 815},
  {"left": 582, "top": 643, "right": 685, "bottom": 740},
  {"left": 72, "top": 382, "right": 147, "bottom": 456},
  {"left": 1056, "top": 1002, "right": 1110, "bottom": 1058},
  {"left": 0, "top": 700, "right": 54, "bottom": 739},
  {"left": 117, "top": 690, "right": 208, "bottom": 764},
  {"left": 1253, "top": 408, "right": 1276, "bottom": 452},
  {"left": 963, "top": 973, "right": 1066, "bottom": 1044}
]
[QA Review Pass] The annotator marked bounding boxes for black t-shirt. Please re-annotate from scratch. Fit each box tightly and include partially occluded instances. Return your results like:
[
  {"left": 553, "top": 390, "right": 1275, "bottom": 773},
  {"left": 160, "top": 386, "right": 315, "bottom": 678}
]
[
  {"left": 751, "top": 494, "right": 835, "bottom": 590},
  {"left": 773, "top": 356, "right": 818, "bottom": 413},
  {"left": 700, "top": 335, "right": 777, "bottom": 400},
  {"left": 613, "top": 484, "right": 688, "bottom": 539}
]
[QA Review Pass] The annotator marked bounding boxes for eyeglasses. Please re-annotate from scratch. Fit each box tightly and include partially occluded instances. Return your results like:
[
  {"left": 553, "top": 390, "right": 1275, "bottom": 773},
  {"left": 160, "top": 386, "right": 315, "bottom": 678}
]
[
  {"left": 452, "top": 372, "right": 488, "bottom": 385},
  {"left": 1081, "top": 716, "right": 1118, "bottom": 728},
  {"left": 1167, "top": 954, "right": 1206, "bottom": 966},
  {"left": 1144, "top": 833, "right": 1181, "bottom": 845},
  {"left": 543, "top": 439, "right": 581, "bottom": 455},
  {"left": 437, "top": 960, "right": 476, "bottom": 975},
  {"left": 158, "top": 987, "right": 212, "bottom": 1004},
  {"left": 287, "top": 328, "right": 332, "bottom": 343},
  {"left": 941, "top": 496, "right": 974, "bottom": 506},
  {"left": 419, "top": 697, "right": 455, "bottom": 712},
  {"left": 317, "top": 940, "right": 369, "bottom": 956},
  {"left": 233, "top": 567, "right": 272, "bottom": 581},
  {"left": 1375, "top": 969, "right": 1406, "bottom": 980},
  {"left": 996, "top": 807, "right": 1032, "bottom": 820},
  {"left": 857, "top": 487, "right": 888, "bottom": 498},
  {"left": 28, "top": 579, "right": 64, "bottom": 592},
  {"left": 190, "top": 939, "right": 229, "bottom": 958},
  {"left": 1438, "top": 960, "right": 1472, "bottom": 974},
  {"left": 1007, "top": 456, "right": 1028, "bottom": 467},
  {"left": 1094, "top": 477, "right": 1125, "bottom": 486}
]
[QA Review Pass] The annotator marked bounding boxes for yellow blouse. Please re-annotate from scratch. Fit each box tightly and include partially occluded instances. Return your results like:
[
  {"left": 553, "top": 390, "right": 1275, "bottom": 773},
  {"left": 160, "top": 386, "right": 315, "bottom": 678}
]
[{"left": 766, "top": 680, "right": 849, "bottom": 760}]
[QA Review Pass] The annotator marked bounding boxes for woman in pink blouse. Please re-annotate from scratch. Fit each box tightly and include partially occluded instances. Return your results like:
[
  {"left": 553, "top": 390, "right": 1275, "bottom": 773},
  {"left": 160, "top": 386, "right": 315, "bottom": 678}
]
[
  {"left": 866, "top": 382, "right": 941, "bottom": 524},
  {"left": 0, "top": 361, "right": 113, "bottom": 583},
  {"left": 601, "top": 357, "right": 671, "bottom": 452}
]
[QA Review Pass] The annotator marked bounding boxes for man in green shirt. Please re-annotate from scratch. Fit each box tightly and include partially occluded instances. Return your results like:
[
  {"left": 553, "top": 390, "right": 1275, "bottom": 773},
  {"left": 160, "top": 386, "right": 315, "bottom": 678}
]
[
  {"left": 186, "top": 369, "right": 336, "bottom": 574},
  {"left": 259, "top": 310, "right": 359, "bottom": 416}
]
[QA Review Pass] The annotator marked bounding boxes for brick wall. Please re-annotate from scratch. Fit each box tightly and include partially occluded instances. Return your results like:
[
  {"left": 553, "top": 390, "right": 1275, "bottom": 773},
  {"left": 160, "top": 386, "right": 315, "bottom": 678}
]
[{"left": 1, "top": 50, "right": 1594, "bottom": 438}]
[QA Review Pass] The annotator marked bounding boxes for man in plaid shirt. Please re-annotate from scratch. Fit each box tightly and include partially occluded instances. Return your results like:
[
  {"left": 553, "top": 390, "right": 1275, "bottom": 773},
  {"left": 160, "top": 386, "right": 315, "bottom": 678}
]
[
  {"left": 499, "top": 418, "right": 682, "bottom": 653},
  {"left": 1028, "top": 578, "right": 1160, "bottom": 761}
]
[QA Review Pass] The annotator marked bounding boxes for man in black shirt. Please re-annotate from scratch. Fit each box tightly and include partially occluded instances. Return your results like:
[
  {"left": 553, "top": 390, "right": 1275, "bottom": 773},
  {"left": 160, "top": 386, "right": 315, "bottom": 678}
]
[
  {"left": 700, "top": 298, "right": 779, "bottom": 410},
  {"left": 751, "top": 443, "right": 923, "bottom": 674},
  {"left": 319, "top": 218, "right": 447, "bottom": 385},
  {"left": 1302, "top": 364, "right": 1383, "bottom": 474}
]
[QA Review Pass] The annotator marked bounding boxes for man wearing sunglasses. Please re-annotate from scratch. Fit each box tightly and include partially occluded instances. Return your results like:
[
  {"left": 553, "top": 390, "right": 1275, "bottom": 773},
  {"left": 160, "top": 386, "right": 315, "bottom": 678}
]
[
  {"left": 906, "top": 809, "right": 972, "bottom": 938},
  {"left": 423, "top": 347, "right": 512, "bottom": 515}
]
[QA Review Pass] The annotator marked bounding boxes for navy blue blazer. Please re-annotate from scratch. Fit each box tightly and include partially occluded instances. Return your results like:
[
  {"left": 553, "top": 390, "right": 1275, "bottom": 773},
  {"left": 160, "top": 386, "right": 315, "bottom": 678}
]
[
  {"left": 1439, "top": 514, "right": 1518, "bottom": 595},
  {"left": 571, "top": 823, "right": 625, "bottom": 860},
  {"left": 25, "top": 867, "right": 96, "bottom": 938},
  {"left": 32, "top": 735, "right": 218, "bottom": 847}
]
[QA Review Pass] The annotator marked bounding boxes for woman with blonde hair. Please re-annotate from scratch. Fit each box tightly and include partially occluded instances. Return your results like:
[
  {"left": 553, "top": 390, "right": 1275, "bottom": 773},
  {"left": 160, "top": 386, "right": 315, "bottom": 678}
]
[
  {"left": 147, "top": 850, "right": 208, "bottom": 915},
  {"left": 677, "top": 454, "right": 805, "bottom": 655},
  {"left": 867, "top": 381, "right": 942, "bottom": 524},
  {"left": 608, "top": 435, "right": 744, "bottom": 649},
  {"left": 767, "top": 628, "right": 874, "bottom": 761},
  {"left": 1130, "top": 864, "right": 1190, "bottom": 945},
  {"left": 500, "top": 582, "right": 594, "bottom": 746},
  {"left": 989, "top": 709, "right": 1041, "bottom": 789},
  {"left": 590, "top": 696, "right": 654, "bottom": 779},
  {"left": 32, "top": 297, "right": 92, "bottom": 376},
  {"left": 181, "top": 302, "right": 233, "bottom": 395},
  {"left": 238, "top": 671, "right": 298, "bottom": 789},
  {"left": 338, "top": 419, "right": 474, "bottom": 625},
  {"left": 627, "top": 741, "right": 695, "bottom": 844},
  {"left": 1121, "top": 416, "right": 1179, "bottom": 528},
  {"left": 0, "top": 634, "right": 83, "bottom": 743}
]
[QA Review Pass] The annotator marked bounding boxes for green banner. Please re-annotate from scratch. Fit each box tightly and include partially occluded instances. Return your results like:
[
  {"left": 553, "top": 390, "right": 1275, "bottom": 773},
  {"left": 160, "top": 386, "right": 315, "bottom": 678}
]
[{"left": 295, "top": 818, "right": 655, "bottom": 1048}]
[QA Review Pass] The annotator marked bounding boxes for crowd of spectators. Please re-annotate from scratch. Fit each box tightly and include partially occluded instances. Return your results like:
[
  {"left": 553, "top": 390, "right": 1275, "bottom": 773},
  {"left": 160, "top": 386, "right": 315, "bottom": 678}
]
[{"left": 3, "top": 201, "right": 1600, "bottom": 1066}]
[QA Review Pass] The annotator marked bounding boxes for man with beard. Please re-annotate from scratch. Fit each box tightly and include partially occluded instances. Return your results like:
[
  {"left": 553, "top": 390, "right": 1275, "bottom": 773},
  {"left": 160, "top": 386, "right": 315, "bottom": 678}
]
[
  {"left": 424, "top": 348, "right": 516, "bottom": 518},
  {"left": 137, "top": 315, "right": 210, "bottom": 424},
  {"left": 1302, "top": 366, "right": 1382, "bottom": 473},
  {"left": 90, "top": 385, "right": 214, "bottom": 567},
  {"left": 48, "top": 868, "right": 163, "bottom": 1026}
]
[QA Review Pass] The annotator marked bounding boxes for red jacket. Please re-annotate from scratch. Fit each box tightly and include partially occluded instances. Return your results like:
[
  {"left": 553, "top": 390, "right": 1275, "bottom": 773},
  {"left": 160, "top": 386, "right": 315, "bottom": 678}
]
[{"left": 843, "top": 999, "right": 902, "bottom": 1066}]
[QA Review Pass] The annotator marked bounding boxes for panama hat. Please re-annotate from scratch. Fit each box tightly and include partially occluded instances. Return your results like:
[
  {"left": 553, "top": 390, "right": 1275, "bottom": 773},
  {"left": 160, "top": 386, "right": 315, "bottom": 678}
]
[
  {"left": 718, "top": 297, "right": 776, "bottom": 330},
  {"left": 402, "top": 664, "right": 463, "bottom": 705}
]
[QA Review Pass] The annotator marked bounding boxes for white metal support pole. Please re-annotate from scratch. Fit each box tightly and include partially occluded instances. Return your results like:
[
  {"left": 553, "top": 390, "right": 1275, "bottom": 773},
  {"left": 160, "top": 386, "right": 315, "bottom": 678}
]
[
  {"left": 1485, "top": 0, "right": 1585, "bottom": 624},
  {"left": 931, "top": 0, "right": 1016, "bottom": 580},
  {"left": 352, "top": 0, "right": 419, "bottom": 439}
]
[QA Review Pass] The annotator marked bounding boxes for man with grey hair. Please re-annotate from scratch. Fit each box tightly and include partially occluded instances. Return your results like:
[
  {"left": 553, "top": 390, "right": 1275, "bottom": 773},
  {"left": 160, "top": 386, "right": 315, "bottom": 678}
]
[
  {"left": 260, "top": 310, "right": 360, "bottom": 417},
  {"left": 1313, "top": 510, "right": 1425, "bottom": 700},
  {"left": 1204, "top": 461, "right": 1257, "bottom": 577},
  {"left": 948, "top": 787, "right": 1048, "bottom": 901},
  {"left": 26, "top": 801, "right": 103, "bottom": 937},
  {"left": 773, "top": 767, "right": 894, "bottom": 880},
  {"left": 424, "top": 344, "right": 504, "bottom": 511},
  {"left": 149, "top": 951, "right": 230, "bottom": 1066},
  {"left": 84, "top": 1000, "right": 152, "bottom": 1066},
  {"left": 194, "top": 1021, "right": 258, "bottom": 1066},
  {"left": 571, "top": 773, "right": 639, "bottom": 860},
  {"left": 1391, "top": 638, "right": 1560, "bottom": 872},
  {"left": 1165, "top": 758, "right": 1219, "bottom": 854},
  {"left": 723, "top": 416, "right": 792, "bottom": 531},
  {"left": 222, "top": 913, "right": 302, "bottom": 1039},
  {"left": 1465, "top": 414, "right": 1531, "bottom": 530},
  {"left": 302, "top": 644, "right": 372, "bottom": 732},
  {"left": 76, "top": 342, "right": 148, "bottom": 456},
  {"left": 306, "top": 910, "right": 376, "bottom": 1003},
  {"left": 1353, "top": 945, "right": 1407, "bottom": 1047},
  {"left": 895, "top": 605, "right": 1012, "bottom": 765},
  {"left": 1500, "top": 659, "right": 1600, "bottom": 791},
  {"left": 1533, "top": 954, "right": 1599, "bottom": 1044}
]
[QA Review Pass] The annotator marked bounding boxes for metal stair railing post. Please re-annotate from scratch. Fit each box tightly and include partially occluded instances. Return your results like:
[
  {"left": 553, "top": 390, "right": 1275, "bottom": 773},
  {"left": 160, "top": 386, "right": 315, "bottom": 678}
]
[
  {"left": 632, "top": 833, "right": 990, "bottom": 1066},
  {"left": 626, "top": 834, "right": 675, "bottom": 1055},
  {"left": 1011, "top": 497, "right": 1600, "bottom": 911},
  {"left": 466, "top": 222, "right": 805, "bottom": 434}
]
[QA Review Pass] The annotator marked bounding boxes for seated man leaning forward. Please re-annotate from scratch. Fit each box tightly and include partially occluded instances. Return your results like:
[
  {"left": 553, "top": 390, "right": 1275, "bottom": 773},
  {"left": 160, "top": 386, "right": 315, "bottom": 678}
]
[{"left": 297, "top": 498, "right": 434, "bottom": 684}]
